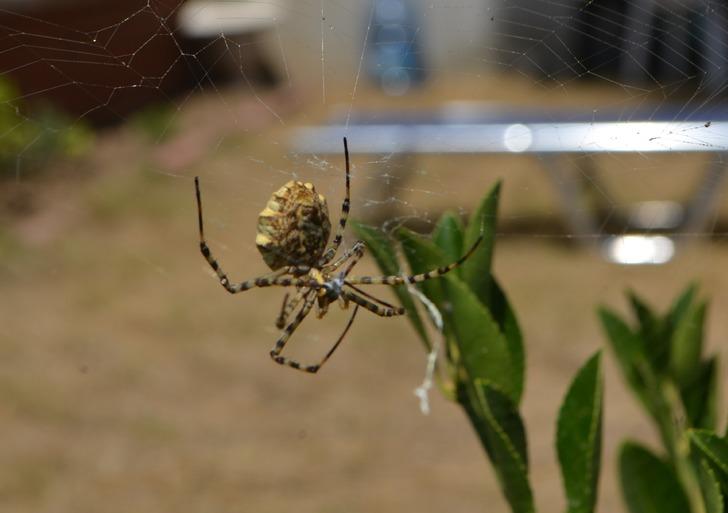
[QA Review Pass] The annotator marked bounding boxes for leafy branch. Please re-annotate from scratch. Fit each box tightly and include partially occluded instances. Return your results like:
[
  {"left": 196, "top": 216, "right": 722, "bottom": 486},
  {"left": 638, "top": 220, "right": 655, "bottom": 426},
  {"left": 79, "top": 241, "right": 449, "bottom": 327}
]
[
  {"left": 600, "top": 285, "right": 726, "bottom": 513},
  {"left": 353, "top": 183, "right": 603, "bottom": 513}
]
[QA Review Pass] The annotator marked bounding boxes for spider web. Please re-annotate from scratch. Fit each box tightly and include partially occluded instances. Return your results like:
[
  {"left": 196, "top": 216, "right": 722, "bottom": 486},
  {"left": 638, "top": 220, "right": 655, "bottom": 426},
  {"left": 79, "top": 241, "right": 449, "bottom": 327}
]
[{"left": 2, "top": 1, "right": 727, "bottom": 513}]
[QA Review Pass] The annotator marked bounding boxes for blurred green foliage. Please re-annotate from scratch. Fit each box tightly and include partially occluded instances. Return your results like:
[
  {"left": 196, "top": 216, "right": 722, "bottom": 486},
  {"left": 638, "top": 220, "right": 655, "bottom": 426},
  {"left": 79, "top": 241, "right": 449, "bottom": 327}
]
[
  {"left": 0, "top": 77, "right": 92, "bottom": 179},
  {"left": 600, "top": 285, "right": 726, "bottom": 513},
  {"left": 129, "top": 102, "right": 177, "bottom": 142}
]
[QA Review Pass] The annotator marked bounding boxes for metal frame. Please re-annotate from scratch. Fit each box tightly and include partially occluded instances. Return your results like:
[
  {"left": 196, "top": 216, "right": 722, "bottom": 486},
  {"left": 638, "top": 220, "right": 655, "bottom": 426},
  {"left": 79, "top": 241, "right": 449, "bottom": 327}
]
[{"left": 291, "top": 106, "right": 728, "bottom": 249}]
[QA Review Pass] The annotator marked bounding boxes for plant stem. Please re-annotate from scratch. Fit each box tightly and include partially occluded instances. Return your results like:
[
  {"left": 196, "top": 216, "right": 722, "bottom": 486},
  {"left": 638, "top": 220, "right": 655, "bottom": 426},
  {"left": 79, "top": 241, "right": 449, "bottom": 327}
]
[{"left": 661, "top": 380, "right": 705, "bottom": 513}]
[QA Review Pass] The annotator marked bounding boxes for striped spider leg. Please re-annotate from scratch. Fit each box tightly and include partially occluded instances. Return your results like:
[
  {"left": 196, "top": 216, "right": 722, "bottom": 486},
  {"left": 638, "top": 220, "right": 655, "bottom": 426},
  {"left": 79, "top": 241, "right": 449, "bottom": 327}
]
[
  {"left": 276, "top": 288, "right": 308, "bottom": 329},
  {"left": 270, "top": 292, "right": 360, "bottom": 373},
  {"left": 332, "top": 234, "right": 483, "bottom": 318},
  {"left": 317, "top": 137, "right": 351, "bottom": 266},
  {"left": 345, "top": 235, "right": 483, "bottom": 287}
]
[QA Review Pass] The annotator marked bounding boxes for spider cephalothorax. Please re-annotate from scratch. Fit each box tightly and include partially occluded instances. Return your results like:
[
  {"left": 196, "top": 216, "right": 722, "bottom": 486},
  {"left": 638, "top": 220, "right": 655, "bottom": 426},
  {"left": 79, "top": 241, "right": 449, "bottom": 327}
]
[
  {"left": 256, "top": 181, "right": 331, "bottom": 270},
  {"left": 195, "top": 137, "right": 482, "bottom": 373}
]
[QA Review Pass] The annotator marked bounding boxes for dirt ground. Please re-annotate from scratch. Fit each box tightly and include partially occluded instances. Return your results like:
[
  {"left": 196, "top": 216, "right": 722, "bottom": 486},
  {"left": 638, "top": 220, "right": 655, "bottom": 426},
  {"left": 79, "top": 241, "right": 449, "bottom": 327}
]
[{"left": 1, "top": 75, "right": 727, "bottom": 513}]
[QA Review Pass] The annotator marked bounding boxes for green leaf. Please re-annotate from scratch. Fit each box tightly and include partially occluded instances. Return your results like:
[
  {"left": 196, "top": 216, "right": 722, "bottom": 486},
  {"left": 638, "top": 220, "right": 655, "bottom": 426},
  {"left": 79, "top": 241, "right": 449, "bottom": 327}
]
[
  {"left": 400, "top": 220, "right": 525, "bottom": 404},
  {"left": 619, "top": 441, "right": 691, "bottom": 513},
  {"left": 490, "top": 277, "right": 525, "bottom": 404},
  {"left": 627, "top": 291, "right": 669, "bottom": 373},
  {"left": 433, "top": 210, "right": 465, "bottom": 275},
  {"left": 667, "top": 283, "right": 698, "bottom": 329},
  {"left": 443, "top": 275, "right": 516, "bottom": 401},
  {"left": 397, "top": 227, "right": 449, "bottom": 316},
  {"left": 697, "top": 458, "right": 725, "bottom": 513},
  {"left": 598, "top": 306, "right": 678, "bottom": 449},
  {"left": 460, "top": 379, "right": 533, "bottom": 513},
  {"left": 689, "top": 430, "right": 728, "bottom": 495},
  {"left": 557, "top": 352, "right": 603, "bottom": 513},
  {"left": 462, "top": 181, "right": 501, "bottom": 308},
  {"left": 628, "top": 290, "right": 657, "bottom": 328},
  {"left": 350, "top": 221, "right": 429, "bottom": 348},
  {"left": 681, "top": 357, "right": 718, "bottom": 429},
  {"left": 598, "top": 307, "right": 650, "bottom": 402},
  {"left": 670, "top": 300, "right": 707, "bottom": 386}
]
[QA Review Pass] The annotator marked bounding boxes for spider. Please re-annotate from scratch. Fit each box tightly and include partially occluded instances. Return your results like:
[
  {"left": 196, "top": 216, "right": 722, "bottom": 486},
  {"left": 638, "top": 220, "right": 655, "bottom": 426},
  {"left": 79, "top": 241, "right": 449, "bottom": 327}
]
[{"left": 195, "top": 137, "right": 482, "bottom": 373}]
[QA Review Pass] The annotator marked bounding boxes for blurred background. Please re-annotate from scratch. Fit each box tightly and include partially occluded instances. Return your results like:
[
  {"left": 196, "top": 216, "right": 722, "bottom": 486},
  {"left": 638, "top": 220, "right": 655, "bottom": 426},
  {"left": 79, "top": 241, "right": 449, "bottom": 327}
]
[{"left": 1, "top": 1, "right": 727, "bottom": 512}]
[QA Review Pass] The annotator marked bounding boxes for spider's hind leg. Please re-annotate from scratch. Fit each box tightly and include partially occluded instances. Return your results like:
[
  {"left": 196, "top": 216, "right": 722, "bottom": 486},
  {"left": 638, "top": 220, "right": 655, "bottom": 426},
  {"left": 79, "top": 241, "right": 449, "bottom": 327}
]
[
  {"left": 275, "top": 293, "right": 290, "bottom": 329},
  {"left": 270, "top": 296, "right": 360, "bottom": 374},
  {"left": 270, "top": 293, "right": 317, "bottom": 371},
  {"left": 276, "top": 288, "right": 308, "bottom": 329}
]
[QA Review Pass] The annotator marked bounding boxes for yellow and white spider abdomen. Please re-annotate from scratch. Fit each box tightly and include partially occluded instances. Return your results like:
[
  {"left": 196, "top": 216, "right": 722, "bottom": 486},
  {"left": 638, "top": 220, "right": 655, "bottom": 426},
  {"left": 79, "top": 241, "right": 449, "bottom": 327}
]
[{"left": 256, "top": 180, "right": 332, "bottom": 270}]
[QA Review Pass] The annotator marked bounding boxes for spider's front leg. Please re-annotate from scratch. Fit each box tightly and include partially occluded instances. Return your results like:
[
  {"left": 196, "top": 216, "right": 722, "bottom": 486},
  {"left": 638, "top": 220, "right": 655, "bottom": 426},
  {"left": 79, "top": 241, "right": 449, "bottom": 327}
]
[
  {"left": 195, "top": 177, "right": 318, "bottom": 293},
  {"left": 346, "top": 235, "right": 484, "bottom": 286},
  {"left": 322, "top": 240, "right": 366, "bottom": 273},
  {"left": 319, "top": 137, "right": 352, "bottom": 266}
]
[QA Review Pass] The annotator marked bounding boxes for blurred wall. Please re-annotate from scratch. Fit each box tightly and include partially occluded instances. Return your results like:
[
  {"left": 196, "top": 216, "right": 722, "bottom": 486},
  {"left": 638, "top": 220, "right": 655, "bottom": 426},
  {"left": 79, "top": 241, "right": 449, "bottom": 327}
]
[
  {"left": 0, "top": 0, "right": 571, "bottom": 122},
  {"left": 270, "top": 0, "right": 502, "bottom": 90}
]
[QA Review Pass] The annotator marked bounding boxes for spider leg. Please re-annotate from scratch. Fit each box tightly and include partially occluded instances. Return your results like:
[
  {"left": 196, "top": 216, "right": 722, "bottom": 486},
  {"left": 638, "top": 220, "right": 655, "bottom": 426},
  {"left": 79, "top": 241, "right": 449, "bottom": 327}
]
[
  {"left": 346, "top": 283, "right": 401, "bottom": 311},
  {"left": 315, "top": 291, "right": 331, "bottom": 319},
  {"left": 276, "top": 293, "right": 290, "bottom": 328},
  {"left": 319, "top": 137, "right": 351, "bottom": 265},
  {"left": 270, "top": 291, "right": 316, "bottom": 371},
  {"left": 309, "top": 305, "right": 359, "bottom": 373},
  {"left": 340, "top": 241, "right": 366, "bottom": 277},
  {"left": 342, "top": 290, "right": 405, "bottom": 317},
  {"left": 196, "top": 177, "right": 321, "bottom": 293},
  {"left": 323, "top": 240, "right": 365, "bottom": 273},
  {"left": 346, "top": 235, "right": 483, "bottom": 286},
  {"left": 276, "top": 287, "right": 309, "bottom": 329},
  {"left": 271, "top": 300, "right": 361, "bottom": 374}
]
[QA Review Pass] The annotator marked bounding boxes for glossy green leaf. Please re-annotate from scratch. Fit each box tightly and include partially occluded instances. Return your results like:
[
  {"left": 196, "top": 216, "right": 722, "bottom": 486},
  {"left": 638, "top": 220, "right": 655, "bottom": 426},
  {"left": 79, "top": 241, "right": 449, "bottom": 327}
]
[
  {"left": 490, "top": 277, "right": 525, "bottom": 404},
  {"left": 459, "top": 379, "right": 533, "bottom": 513},
  {"left": 443, "top": 275, "right": 516, "bottom": 401},
  {"left": 400, "top": 219, "right": 525, "bottom": 403},
  {"left": 557, "top": 352, "right": 603, "bottom": 513},
  {"left": 433, "top": 210, "right": 465, "bottom": 275},
  {"left": 689, "top": 430, "right": 728, "bottom": 493},
  {"left": 670, "top": 300, "right": 707, "bottom": 386},
  {"left": 619, "top": 441, "right": 691, "bottom": 513},
  {"left": 462, "top": 181, "right": 501, "bottom": 308},
  {"left": 697, "top": 458, "right": 725, "bottom": 513},
  {"left": 350, "top": 221, "right": 429, "bottom": 347}
]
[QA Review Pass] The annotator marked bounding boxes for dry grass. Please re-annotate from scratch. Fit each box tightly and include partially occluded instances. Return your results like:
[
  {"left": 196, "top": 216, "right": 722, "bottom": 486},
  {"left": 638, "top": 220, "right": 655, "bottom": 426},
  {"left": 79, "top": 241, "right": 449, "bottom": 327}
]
[{"left": 1, "top": 75, "right": 727, "bottom": 513}]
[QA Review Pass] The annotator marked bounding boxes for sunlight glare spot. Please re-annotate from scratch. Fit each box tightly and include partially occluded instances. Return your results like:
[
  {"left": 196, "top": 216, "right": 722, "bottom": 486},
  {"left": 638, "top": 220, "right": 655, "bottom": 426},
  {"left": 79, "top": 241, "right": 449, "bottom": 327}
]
[
  {"left": 603, "top": 235, "right": 675, "bottom": 265},
  {"left": 503, "top": 123, "right": 533, "bottom": 152}
]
